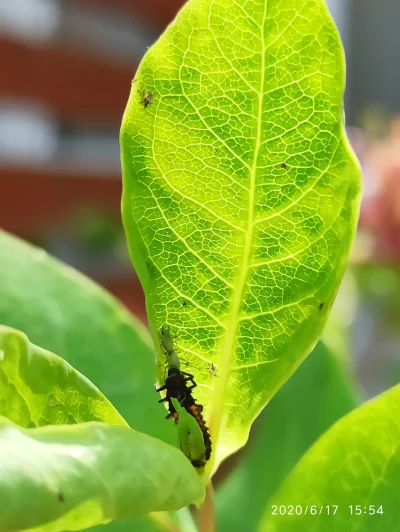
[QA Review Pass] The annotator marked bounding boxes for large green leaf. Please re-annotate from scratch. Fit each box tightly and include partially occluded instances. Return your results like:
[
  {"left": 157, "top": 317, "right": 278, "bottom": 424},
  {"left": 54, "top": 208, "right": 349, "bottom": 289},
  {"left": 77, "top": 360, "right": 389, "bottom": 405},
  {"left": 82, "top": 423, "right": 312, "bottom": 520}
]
[
  {"left": 0, "top": 326, "right": 126, "bottom": 427},
  {"left": 216, "top": 339, "right": 358, "bottom": 532},
  {"left": 121, "top": 0, "right": 361, "bottom": 469},
  {"left": 0, "top": 417, "right": 204, "bottom": 532},
  {"left": 260, "top": 384, "right": 400, "bottom": 532},
  {"left": 0, "top": 230, "right": 173, "bottom": 444}
]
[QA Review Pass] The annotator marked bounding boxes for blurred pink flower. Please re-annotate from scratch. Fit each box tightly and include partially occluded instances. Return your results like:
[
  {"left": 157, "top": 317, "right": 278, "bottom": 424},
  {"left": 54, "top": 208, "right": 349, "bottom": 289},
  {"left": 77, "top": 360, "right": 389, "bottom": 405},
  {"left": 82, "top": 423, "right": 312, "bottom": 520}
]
[{"left": 349, "top": 118, "right": 400, "bottom": 263}]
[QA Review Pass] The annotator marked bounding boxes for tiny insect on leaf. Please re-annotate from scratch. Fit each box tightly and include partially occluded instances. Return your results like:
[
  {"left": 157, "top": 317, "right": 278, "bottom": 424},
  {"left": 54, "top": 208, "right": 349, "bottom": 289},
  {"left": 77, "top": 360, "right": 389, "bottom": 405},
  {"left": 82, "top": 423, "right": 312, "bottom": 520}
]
[
  {"left": 141, "top": 92, "right": 153, "bottom": 108},
  {"left": 208, "top": 363, "right": 218, "bottom": 377},
  {"left": 160, "top": 324, "right": 176, "bottom": 356}
]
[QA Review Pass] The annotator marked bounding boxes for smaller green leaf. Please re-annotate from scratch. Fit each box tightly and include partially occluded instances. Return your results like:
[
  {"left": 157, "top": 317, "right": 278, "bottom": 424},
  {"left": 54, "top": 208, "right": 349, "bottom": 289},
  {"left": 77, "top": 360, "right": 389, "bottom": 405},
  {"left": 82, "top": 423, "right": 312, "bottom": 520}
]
[
  {"left": 260, "top": 384, "right": 400, "bottom": 532},
  {"left": 0, "top": 417, "right": 205, "bottom": 532},
  {"left": 0, "top": 326, "right": 126, "bottom": 427},
  {"left": 171, "top": 397, "right": 207, "bottom": 468}
]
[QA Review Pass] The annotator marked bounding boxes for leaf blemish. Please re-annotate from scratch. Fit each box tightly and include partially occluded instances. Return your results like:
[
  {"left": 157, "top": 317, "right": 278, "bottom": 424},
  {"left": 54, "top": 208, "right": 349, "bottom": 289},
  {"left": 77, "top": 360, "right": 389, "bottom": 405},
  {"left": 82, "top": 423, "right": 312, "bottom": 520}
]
[
  {"left": 281, "top": 162, "right": 288, "bottom": 169},
  {"left": 208, "top": 363, "right": 218, "bottom": 377},
  {"left": 57, "top": 493, "right": 64, "bottom": 503},
  {"left": 139, "top": 90, "right": 153, "bottom": 108}
]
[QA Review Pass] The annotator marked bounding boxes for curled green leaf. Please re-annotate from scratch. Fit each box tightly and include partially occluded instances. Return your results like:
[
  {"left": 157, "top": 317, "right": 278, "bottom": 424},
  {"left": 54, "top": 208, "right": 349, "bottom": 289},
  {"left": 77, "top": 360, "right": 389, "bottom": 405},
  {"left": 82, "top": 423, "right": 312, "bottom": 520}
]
[
  {"left": 0, "top": 417, "right": 205, "bottom": 532},
  {"left": 171, "top": 397, "right": 207, "bottom": 468},
  {"left": 0, "top": 326, "right": 126, "bottom": 427},
  {"left": 216, "top": 339, "right": 358, "bottom": 531}
]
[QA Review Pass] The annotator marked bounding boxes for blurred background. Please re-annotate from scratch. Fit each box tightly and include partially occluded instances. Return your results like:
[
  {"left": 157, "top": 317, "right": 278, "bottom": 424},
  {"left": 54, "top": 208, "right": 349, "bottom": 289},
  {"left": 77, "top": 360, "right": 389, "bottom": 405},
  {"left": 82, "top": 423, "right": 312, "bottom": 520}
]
[{"left": 0, "top": 0, "right": 399, "bottom": 398}]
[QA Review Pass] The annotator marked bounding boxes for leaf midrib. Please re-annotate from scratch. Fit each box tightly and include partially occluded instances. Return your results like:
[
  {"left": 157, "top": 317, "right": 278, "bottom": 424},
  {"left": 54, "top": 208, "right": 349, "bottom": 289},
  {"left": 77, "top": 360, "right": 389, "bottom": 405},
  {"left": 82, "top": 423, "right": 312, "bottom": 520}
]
[{"left": 210, "top": 0, "right": 268, "bottom": 454}]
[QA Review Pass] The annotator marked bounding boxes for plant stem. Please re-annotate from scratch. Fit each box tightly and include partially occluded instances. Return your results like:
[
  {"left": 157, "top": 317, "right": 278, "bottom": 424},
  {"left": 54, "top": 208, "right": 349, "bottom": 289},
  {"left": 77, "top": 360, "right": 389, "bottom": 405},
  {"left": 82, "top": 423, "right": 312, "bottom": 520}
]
[
  {"left": 150, "top": 511, "right": 178, "bottom": 532},
  {"left": 174, "top": 507, "right": 199, "bottom": 532},
  {"left": 198, "top": 482, "right": 216, "bottom": 532}
]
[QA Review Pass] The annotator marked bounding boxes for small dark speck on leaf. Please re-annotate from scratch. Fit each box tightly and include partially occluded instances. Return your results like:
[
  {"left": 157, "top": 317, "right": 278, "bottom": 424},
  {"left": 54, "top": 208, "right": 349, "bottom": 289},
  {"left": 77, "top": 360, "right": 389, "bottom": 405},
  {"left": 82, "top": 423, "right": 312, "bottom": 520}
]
[
  {"left": 281, "top": 162, "right": 288, "bottom": 169},
  {"left": 57, "top": 493, "right": 64, "bottom": 503},
  {"left": 318, "top": 302, "right": 325, "bottom": 310},
  {"left": 141, "top": 92, "right": 153, "bottom": 108},
  {"left": 182, "top": 300, "right": 187, "bottom": 307}
]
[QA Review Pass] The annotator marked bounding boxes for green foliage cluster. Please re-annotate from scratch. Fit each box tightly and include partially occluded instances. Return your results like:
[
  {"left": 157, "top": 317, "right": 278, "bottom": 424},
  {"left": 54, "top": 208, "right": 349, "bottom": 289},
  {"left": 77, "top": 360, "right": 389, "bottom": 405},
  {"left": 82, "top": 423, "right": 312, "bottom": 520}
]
[{"left": 1, "top": 0, "right": 398, "bottom": 531}]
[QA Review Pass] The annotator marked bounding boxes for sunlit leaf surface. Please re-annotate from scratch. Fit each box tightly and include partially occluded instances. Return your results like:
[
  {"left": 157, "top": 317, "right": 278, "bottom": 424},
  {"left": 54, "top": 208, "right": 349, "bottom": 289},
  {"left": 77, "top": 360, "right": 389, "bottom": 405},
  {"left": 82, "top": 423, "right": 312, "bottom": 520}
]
[
  {"left": 0, "top": 326, "right": 126, "bottom": 427},
  {"left": 216, "top": 339, "right": 358, "bottom": 532},
  {"left": 121, "top": 0, "right": 361, "bottom": 469}
]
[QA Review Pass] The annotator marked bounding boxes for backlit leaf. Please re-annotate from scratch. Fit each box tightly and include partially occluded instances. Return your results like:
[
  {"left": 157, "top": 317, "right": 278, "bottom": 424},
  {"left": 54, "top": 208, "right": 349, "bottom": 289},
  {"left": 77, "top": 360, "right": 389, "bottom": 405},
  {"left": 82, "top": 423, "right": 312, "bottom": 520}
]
[
  {"left": 0, "top": 326, "right": 126, "bottom": 427},
  {"left": 216, "top": 339, "right": 358, "bottom": 531},
  {"left": 121, "top": 0, "right": 361, "bottom": 470}
]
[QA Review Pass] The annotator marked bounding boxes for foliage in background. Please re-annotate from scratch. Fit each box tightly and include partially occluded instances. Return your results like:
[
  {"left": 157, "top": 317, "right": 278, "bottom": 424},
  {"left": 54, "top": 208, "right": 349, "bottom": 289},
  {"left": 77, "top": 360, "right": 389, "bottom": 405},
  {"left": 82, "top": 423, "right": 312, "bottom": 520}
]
[
  {"left": 260, "top": 383, "right": 400, "bottom": 531},
  {"left": 355, "top": 115, "right": 400, "bottom": 264},
  {"left": 0, "top": 231, "right": 178, "bottom": 531},
  {"left": 0, "top": 229, "right": 172, "bottom": 444}
]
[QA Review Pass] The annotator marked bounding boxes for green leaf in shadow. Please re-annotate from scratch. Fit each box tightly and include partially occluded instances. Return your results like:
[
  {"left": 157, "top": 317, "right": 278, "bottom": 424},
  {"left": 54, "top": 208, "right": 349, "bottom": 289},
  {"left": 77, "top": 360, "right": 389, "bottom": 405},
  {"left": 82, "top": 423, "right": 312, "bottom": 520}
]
[
  {"left": 121, "top": 0, "right": 361, "bottom": 469},
  {"left": 0, "top": 417, "right": 204, "bottom": 532},
  {"left": 216, "top": 340, "right": 358, "bottom": 532},
  {"left": 0, "top": 326, "right": 126, "bottom": 427},
  {"left": 260, "top": 384, "right": 400, "bottom": 532},
  {"left": 0, "top": 232, "right": 192, "bottom": 531},
  {"left": 0, "top": 230, "right": 173, "bottom": 444}
]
